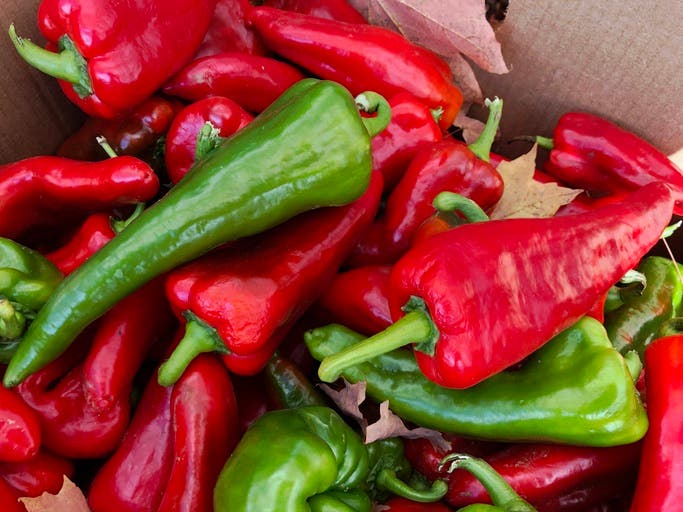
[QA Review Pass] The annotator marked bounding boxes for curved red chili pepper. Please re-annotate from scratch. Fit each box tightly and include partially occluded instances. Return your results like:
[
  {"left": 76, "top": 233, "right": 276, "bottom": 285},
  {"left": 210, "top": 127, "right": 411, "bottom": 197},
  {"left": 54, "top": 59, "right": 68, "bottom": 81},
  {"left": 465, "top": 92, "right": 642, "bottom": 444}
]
[
  {"left": 0, "top": 386, "right": 41, "bottom": 463},
  {"left": 248, "top": 7, "right": 463, "bottom": 130},
  {"left": 629, "top": 334, "right": 683, "bottom": 511},
  {"left": 0, "top": 156, "right": 158, "bottom": 239},
  {"left": 263, "top": 0, "right": 367, "bottom": 24},
  {"left": 56, "top": 96, "right": 181, "bottom": 161},
  {"left": 164, "top": 96, "right": 253, "bottom": 184},
  {"left": 194, "top": 0, "right": 269, "bottom": 58},
  {"left": 163, "top": 52, "right": 305, "bottom": 113},
  {"left": 156, "top": 355, "right": 239, "bottom": 512},
  {"left": 0, "top": 450, "right": 74, "bottom": 498}
]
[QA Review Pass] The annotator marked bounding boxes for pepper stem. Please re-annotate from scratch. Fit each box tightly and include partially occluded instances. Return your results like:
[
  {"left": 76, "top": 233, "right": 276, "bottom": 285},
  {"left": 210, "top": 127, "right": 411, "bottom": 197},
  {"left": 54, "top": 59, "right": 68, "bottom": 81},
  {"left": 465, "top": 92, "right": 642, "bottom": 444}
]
[
  {"left": 96, "top": 136, "right": 118, "bottom": 158},
  {"left": 433, "top": 192, "right": 489, "bottom": 223},
  {"left": 157, "top": 311, "right": 229, "bottom": 386},
  {"left": 195, "top": 121, "right": 225, "bottom": 162},
  {"left": 439, "top": 454, "right": 536, "bottom": 511},
  {"left": 317, "top": 306, "right": 436, "bottom": 383},
  {"left": 110, "top": 203, "right": 145, "bottom": 233},
  {"left": 355, "top": 92, "right": 392, "bottom": 138},
  {"left": 0, "top": 299, "right": 26, "bottom": 340},
  {"left": 376, "top": 469, "right": 448, "bottom": 503},
  {"left": 468, "top": 97, "right": 503, "bottom": 162},
  {"left": 8, "top": 24, "right": 92, "bottom": 97},
  {"left": 534, "top": 136, "right": 554, "bottom": 150}
]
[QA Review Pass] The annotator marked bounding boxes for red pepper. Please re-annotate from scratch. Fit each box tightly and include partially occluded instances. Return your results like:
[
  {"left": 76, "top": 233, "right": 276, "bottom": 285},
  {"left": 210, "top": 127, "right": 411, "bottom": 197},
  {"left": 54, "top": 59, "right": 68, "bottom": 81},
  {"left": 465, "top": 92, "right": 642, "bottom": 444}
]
[
  {"left": 318, "top": 182, "right": 675, "bottom": 389},
  {"left": 10, "top": 0, "right": 216, "bottom": 118},
  {"left": 0, "top": 386, "right": 41, "bottom": 463},
  {"left": 263, "top": 0, "right": 367, "bottom": 24},
  {"left": 315, "top": 264, "right": 393, "bottom": 336},
  {"left": 232, "top": 374, "right": 272, "bottom": 433},
  {"left": 533, "top": 476, "right": 637, "bottom": 512},
  {"left": 194, "top": 0, "right": 269, "bottom": 58},
  {"left": 156, "top": 355, "right": 239, "bottom": 512},
  {"left": 629, "top": 334, "right": 683, "bottom": 511},
  {"left": 157, "top": 171, "right": 383, "bottom": 383},
  {"left": 370, "top": 92, "right": 443, "bottom": 192},
  {"left": 88, "top": 373, "right": 174, "bottom": 512},
  {"left": 0, "top": 156, "right": 158, "bottom": 240},
  {"left": 539, "top": 112, "right": 683, "bottom": 215},
  {"left": 0, "top": 478, "right": 22, "bottom": 512},
  {"left": 56, "top": 96, "right": 181, "bottom": 161},
  {"left": 164, "top": 97, "right": 253, "bottom": 184},
  {"left": 163, "top": 52, "right": 305, "bottom": 113},
  {"left": 0, "top": 450, "right": 74, "bottom": 498},
  {"left": 248, "top": 7, "right": 463, "bottom": 130}
]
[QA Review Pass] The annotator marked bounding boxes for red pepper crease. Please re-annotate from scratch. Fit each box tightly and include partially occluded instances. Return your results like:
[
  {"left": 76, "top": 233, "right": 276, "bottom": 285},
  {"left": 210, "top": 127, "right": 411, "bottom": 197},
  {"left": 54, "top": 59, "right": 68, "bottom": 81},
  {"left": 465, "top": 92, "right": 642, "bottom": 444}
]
[
  {"left": 159, "top": 171, "right": 383, "bottom": 382},
  {"left": 263, "top": 0, "right": 367, "bottom": 24},
  {"left": 629, "top": 334, "right": 683, "bottom": 511},
  {"left": 541, "top": 112, "right": 683, "bottom": 215},
  {"left": 12, "top": 0, "right": 217, "bottom": 118},
  {"left": 248, "top": 7, "right": 463, "bottom": 130},
  {"left": 162, "top": 52, "right": 305, "bottom": 113},
  {"left": 156, "top": 355, "right": 239, "bottom": 512},
  {"left": 0, "top": 450, "right": 74, "bottom": 498},
  {"left": 164, "top": 97, "right": 253, "bottom": 184},
  {"left": 0, "top": 156, "right": 159, "bottom": 240},
  {"left": 0, "top": 386, "right": 41, "bottom": 463},
  {"left": 56, "top": 96, "right": 181, "bottom": 161},
  {"left": 194, "top": 0, "right": 269, "bottom": 59}
]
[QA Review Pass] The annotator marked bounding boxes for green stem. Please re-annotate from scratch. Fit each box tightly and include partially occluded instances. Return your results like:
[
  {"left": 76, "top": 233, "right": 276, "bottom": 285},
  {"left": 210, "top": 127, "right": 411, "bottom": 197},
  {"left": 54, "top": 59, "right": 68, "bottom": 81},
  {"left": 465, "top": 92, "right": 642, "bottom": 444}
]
[
  {"left": 623, "top": 350, "right": 643, "bottom": 382},
  {"left": 8, "top": 24, "right": 92, "bottom": 97},
  {"left": 317, "top": 308, "right": 434, "bottom": 383},
  {"left": 440, "top": 454, "right": 536, "bottom": 512},
  {"left": 376, "top": 469, "right": 448, "bottom": 503},
  {"left": 195, "top": 121, "right": 225, "bottom": 162},
  {"left": 111, "top": 203, "right": 145, "bottom": 233},
  {"left": 468, "top": 97, "right": 503, "bottom": 162},
  {"left": 534, "top": 136, "right": 554, "bottom": 150},
  {"left": 0, "top": 299, "right": 26, "bottom": 340},
  {"left": 433, "top": 192, "right": 489, "bottom": 223},
  {"left": 157, "top": 311, "right": 229, "bottom": 386},
  {"left": 96, "top": 136, "right": 118, "bottom": 158},
  {"left": 355, "top": 91, "right": 392, "bottom": 138}
]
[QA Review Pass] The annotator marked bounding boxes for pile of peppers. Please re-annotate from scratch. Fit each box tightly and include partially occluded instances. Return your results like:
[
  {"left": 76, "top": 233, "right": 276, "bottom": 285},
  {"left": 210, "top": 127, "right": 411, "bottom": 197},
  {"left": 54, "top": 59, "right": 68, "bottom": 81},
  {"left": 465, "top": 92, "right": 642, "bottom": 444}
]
[{"left": 0, "top": 0, "right": 682, "bottom": 511}]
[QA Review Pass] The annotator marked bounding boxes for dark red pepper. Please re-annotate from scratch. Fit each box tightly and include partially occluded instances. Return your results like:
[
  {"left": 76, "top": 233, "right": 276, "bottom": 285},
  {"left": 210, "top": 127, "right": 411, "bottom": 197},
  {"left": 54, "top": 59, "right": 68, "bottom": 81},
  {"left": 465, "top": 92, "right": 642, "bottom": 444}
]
[
  {"left": 248, "top": 7, "right": 463, "bottom": 130},
  {"left": 10, "top": 0, "right": 217, "bottom": 118},
  {"left": 0, "top": 156, "right": 158, "bottom": 240},
  {"left": 164, "top": 96, "right": 253, "bottom": 184},
  {"left": 194, "top": 0, "right": 269, "bottom": 59},
  {"left": 231, "top": 374, "right": 272, "bottom": 433},
  {"left": 263, "top": 0, "right": 367, "bottom": 24},
  {"left": 318, "top": 182, "right": 675, "bottom": 389},
  {"left": 158, "top": 171, "right": 383, "bottom": 382},
  {"left": 163, "top": 52, "right": 305, "bottom": 113},
  {"left": 0, "top": 478, "right": 22, "bottom": 512},
  {"left": 0, "top": 450, "right": 74, "bottom": 498},
  {"left": 538, "top": 112, "right": 683, "bottom": 215},
  {"left": 56, "top": 96, "right": 181, "bottom": 161},
  {"left": 0, "top": 386, "right": 41, "bottom": 463},
  {"left": 629, "top": 334, "right": 683, "bottom": 511}
]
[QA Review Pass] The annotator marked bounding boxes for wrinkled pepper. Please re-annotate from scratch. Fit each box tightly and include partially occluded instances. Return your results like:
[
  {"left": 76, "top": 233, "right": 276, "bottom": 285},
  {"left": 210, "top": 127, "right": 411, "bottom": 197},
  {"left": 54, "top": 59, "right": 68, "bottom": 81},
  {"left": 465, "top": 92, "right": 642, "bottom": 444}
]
[
  {"left": 306, "top": 318, "right": 648, "bottom": 446},
  {"left": 604, "top": 256, "right": 683, "bottom": 358},
  {"left": 163, "top": 52, "right": 305, "bottom": 113},
  {"left": 248, "top": 7, "right": 463, "bottom": 130},
  {"left": 348, "top": 98, "right": 503, "bottom": 267},
  {"left": 536, "top": 112, "right": 683, "bottom": 215},
  {"left": 194, "top": 0, "right": 268, "bottom": 58},
  {"left": 0, "top": 155, "right": 158, "bottom": 240},
  {"left": 4, "top": 79, "right": 390, "bottom": 387},
  {"left": 158, "top": 170, "right": 383, "bottom": 382},
  {"left": 0, "top": 386, "right": 41, "bottom": 463},
  {"left": 164, "top": 96, "right": 253, "bottom": 184},
  {"left": 629, "top": 334, "right": 683, "bottom": 511},
  {"left": 318, "top": 182, "right": 674, "bottom": 389},
  {"left": 263, "top": 0, "right": 367, "bottom": 24},
  {"left": 56, "top": 96, "right": 180, "bottom": 161},
  {"left": 9, "top": 0, "right": 216, "bottom": 118}
]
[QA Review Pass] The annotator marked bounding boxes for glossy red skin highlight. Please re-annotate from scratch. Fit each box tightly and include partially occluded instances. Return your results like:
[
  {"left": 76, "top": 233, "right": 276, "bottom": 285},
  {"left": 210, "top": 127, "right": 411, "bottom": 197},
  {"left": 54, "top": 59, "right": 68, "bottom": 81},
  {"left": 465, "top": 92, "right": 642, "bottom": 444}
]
[
  {"left": 163, "top": 52, "right": 305, "bottom": 113},
  {"left": 248, "top": 7, "right": 463, "bottom": 130},
  {"left": 166, "top": 172, "right": 382, "bottom": 375},
  {"left": 390, "top": 182, "right": 675, "bottom": 388},
  {"left": 0, "top": 387, "right": 41, "bottom": 463},
  {"left": 37, "top": 0, "right": 217, "bottom": 117},
  {"left": 194, "top": 0, "right": 268, "bottom": 58},
  {"left": 157, "top": 355, "right": 239, "bottom": 512},
  {"left": 630, "top": 335, "right": 683, "bottom": 511},
  {"left": 0, "top": 450, "right": 74, "bottom": 497},
  {"left": 263, "top": 0, "right": 367, "bottom": 24},
  {"left": 165, "top": 96, "right": 253, "bottom": 184},
  {"left": 0, "top": 156, "right": 158, "bottom": 239}
]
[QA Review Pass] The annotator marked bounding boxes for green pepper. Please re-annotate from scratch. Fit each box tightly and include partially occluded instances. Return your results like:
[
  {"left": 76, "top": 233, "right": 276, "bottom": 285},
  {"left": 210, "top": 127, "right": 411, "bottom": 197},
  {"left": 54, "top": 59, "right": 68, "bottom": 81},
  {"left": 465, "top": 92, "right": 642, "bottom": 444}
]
[
  {"left": 0, "top": 237, "right": 62, "bottom": 348},
  {"left": 4, "top": 79, "right": 391, "bottom": 388},
  {"left": 305, "top": 317, "right": 647, "bottom": 447},
  {"left": 604, "top": 256, "right": 683, "bottom": 358}
]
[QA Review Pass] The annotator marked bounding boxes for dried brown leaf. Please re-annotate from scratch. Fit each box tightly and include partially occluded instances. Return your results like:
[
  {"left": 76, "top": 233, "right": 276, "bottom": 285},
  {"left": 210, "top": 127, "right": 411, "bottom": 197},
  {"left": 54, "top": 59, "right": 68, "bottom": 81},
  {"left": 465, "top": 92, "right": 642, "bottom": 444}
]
[
  {"left": 319, "top": 379, "right": 368, "bottom": 429},
  {"left": 489, "top": 145, "right": 583, "bottom": 219},
  {"left": 453, "top": 110, "right": 486, "bottom": 145},
  {"left": 20, "top": 476, "right": 91, "bottom": 512}
]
